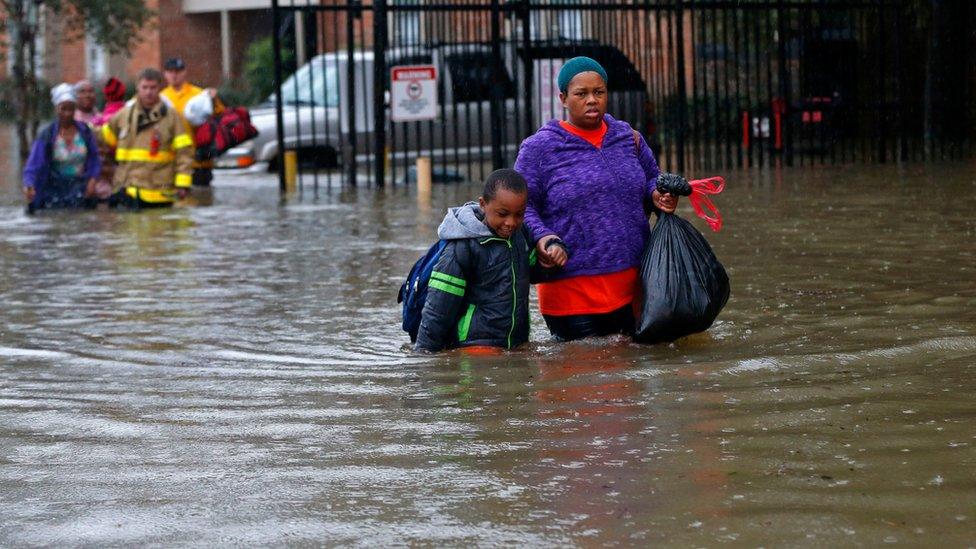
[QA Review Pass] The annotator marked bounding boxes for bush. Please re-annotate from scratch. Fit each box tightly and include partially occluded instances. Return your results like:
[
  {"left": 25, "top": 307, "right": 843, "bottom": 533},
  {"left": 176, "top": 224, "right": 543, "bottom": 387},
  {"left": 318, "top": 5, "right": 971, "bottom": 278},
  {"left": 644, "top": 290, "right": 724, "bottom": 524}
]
[
  {"left": 217, "top": 79, "right": 261, "bottom": 108},
  {"left": 242, "top": 36, "right": 295, "bottom": 105}
]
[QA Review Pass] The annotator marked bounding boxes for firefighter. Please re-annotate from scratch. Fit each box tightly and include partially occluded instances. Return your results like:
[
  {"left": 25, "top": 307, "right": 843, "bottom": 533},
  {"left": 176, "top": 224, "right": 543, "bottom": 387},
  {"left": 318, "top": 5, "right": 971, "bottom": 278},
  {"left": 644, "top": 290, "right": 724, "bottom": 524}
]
[
  {"left": 101, "top": 68, "right": 194, "bottom": 208},
  {"left": 161, "top": 57, "right": 223, "bottom": 188}
]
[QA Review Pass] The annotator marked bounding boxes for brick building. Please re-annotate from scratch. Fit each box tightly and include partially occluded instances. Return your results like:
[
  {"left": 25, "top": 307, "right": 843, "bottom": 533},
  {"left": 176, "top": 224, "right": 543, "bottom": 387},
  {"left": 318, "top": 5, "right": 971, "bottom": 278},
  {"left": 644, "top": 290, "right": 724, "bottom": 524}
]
[{"left": 1, "top": 0, "right": 280, "bottom": 88}]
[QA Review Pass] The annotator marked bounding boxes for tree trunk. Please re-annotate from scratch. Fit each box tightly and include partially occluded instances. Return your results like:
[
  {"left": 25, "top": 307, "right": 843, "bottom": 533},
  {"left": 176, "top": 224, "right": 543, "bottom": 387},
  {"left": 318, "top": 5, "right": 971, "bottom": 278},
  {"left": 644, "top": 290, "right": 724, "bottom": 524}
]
[
  {"left": 7, "top": 0, "right": 40, "bottom": 164},
  {"left": 27, "top": 9, "right": 39, "bottom": 151}
]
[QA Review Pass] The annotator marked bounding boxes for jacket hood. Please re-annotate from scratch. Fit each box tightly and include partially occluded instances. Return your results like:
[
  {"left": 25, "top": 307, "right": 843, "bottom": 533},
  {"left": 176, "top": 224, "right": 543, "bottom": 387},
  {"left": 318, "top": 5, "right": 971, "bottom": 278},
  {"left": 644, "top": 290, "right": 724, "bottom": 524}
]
[{"left": 437, "top": 201, "right": 493, "bottom": 240}]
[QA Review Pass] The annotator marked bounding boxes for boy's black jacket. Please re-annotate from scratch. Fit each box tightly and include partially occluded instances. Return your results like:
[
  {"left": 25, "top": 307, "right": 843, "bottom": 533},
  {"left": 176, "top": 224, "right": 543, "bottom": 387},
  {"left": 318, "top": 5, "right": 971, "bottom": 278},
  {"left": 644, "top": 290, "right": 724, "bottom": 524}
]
[{"left": 415, "top": 202, "right": 534, "bottom": 352}]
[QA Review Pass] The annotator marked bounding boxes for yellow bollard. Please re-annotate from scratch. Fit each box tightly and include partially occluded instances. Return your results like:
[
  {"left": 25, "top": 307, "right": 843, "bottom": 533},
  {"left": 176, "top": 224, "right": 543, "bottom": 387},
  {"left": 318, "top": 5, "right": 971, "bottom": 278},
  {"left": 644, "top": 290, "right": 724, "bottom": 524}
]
[
  {"left": 284, "top": 150, "right": 298, "bottom": 193},
  {"left": 416, "top": 156, "right": 432, "bottom": 207}
]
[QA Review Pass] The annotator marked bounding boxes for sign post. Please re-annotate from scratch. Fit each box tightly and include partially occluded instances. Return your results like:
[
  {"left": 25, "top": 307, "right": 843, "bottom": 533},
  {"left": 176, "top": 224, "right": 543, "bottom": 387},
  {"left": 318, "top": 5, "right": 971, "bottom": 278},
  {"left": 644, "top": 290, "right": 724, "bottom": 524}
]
[{"left": 391, "top": 65, "right": 438, "bottom": 122}]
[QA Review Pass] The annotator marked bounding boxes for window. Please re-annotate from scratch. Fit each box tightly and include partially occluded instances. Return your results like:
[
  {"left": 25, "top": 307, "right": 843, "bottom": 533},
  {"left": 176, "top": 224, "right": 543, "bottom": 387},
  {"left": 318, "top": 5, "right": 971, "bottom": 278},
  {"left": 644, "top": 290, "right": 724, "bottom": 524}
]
[
  {"left": 86, "top": 33, "right": 107, "bottom": 80},
  {"left": 445, "top": 51, "right": 514, "bottom": 103},
  {"left": 278, "top": 61, "right": 339, "bottom": 107}
]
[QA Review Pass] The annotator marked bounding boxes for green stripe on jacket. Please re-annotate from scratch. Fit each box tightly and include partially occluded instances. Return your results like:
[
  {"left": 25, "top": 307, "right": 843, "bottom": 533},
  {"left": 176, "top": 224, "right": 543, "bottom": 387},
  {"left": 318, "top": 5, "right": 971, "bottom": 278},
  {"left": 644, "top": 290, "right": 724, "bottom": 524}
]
[
  {"left": 431, "top": 271, "right": 466, "bottom": 288},
  {"left": 429, "top": 279, "right": 465, "bottom": 297}
]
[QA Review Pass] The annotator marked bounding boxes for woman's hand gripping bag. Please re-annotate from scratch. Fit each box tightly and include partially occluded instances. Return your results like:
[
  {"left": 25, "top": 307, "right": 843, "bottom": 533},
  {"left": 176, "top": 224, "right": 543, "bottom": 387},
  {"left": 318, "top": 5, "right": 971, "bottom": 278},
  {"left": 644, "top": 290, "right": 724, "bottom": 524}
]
[{"left": 634, "top": 174, "right": 730, "bottom": 344}]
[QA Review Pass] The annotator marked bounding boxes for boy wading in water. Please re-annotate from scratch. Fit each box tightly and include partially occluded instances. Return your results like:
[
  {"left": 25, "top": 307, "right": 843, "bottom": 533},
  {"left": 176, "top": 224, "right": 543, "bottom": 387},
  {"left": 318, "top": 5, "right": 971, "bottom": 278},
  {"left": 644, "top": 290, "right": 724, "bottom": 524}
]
[{"left": 415, "top": 169, "right": 540, "bottom": 352}]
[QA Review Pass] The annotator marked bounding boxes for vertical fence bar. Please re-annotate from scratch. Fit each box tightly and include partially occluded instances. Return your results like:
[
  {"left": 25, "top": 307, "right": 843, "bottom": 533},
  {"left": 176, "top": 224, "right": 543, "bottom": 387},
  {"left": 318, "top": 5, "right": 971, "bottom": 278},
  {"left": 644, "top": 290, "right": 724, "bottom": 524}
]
[
  {"left": 345, "top": 1, "right": 358, "bottom": 186},
  {"left": 673, "top": 0, "right": 687, "bottom": 172},
  {"left": 653, "top": 6, "right": 667, "bottom": 164},
  {"left": 355, "top": 10, "right": 372, "bottom": 183},
  {"left": 720, "top": 5, "right": 731, "bottom": 169},
  {"left": 474, "top": 5, "right": 486, "bottom": 182},
  {"left": 688, "top": 5, "right": 699, "bottom": 172},
  {"left": 763, "top": 9, "right": 774, "bottom": 166},
  {"left": 744, "top": 7, "right": 756, "bottom": 167},
  {"left": 490, "top": 0, "right": 504, "bottom": 170},
  {"left": 435, "top": 7, "right": 446, "bottom": 176},
  {"left": 711, "top": 5, "right": 720, "bottom": 168},
  {"left": 895, "top": 3, "right": 908, "bottom": 162},
  {"left": 521, "top": 1, "right": 534, "bottom": 139},
  {"left": 506, "top": 5, "right": 519, "bottom": 167},
  {"left": 878, "top": 1, "right": 887, "bottom": 163},
  {"left": 272, "top": 0, "right": 287, "bottom": 195},
  {"left": 732, "top": 5, "right": 749, "bottom": 169},
  {"left": 749, "top": 4, "right": 766, "bottom": 167},
  {"left": 288, "top": 1, "right": 304, "bottom": 194},
  {"left": 304, "top": 8, "right": 320, "bottom": 193},
  {"left": 777, "top": 0, "right": 792, "bottom": 166},
  {"left": 798, "top": 7, "right": 807, "bottom": 166},
  {"left": 330, "top": 8, "right": 342, "bottom": 190},
  {"left": 373, "top": 0, "right": 387, "bottom": 186}
]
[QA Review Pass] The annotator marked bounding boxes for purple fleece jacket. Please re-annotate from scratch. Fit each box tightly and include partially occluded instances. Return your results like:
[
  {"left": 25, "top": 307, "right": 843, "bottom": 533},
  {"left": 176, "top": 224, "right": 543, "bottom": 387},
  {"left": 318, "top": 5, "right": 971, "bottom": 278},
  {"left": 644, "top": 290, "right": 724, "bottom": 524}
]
[
  {"left": 513, "top": 114, "right": 660, "bottom": 281},
  {"left": 22, "top": 120, "right": 101, "bottom": 189}
]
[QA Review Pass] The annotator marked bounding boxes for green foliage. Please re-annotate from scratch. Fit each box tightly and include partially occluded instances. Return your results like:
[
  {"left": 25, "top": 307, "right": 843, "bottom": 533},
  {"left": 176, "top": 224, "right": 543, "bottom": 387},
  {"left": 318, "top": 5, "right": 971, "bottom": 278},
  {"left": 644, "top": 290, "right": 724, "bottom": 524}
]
[
  {"left": 42, "top": 0, "right": 155, "bottom": 54},
  {"left": 243, "top": 36, "right": 295, "bottom": 105},
  {"left": 217, "top": 79, "right": 261, "bottom": 108},
  {"left": 2, "top": 0, "right": 154, "bottom": 157}
]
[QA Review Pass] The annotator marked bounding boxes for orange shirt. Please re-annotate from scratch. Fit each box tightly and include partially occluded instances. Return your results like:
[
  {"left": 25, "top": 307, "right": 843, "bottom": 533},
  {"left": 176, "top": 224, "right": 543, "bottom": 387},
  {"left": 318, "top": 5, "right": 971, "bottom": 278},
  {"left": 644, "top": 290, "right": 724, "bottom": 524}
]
[
  {"left": 537, "top": 268, "right": 638, "bottom": 316},
  {"left": 559, "top": 120, "right": 608, "bottom": 148},
  {"left": 538, "top": 121, "right": 635, "bottom": 317}
]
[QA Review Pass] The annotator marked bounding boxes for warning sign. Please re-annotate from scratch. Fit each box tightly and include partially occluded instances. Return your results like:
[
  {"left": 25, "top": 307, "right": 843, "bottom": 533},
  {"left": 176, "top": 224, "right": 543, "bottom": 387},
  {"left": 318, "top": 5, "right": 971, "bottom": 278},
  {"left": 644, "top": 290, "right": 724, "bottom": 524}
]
[{"left": 391, "top": 65, "right": 438, "bottom": 122}]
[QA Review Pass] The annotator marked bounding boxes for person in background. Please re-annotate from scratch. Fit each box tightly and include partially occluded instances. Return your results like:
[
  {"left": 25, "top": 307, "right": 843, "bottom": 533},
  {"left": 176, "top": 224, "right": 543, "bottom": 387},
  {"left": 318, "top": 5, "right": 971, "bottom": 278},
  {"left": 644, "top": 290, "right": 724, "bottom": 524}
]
[
  {"left": 90, "top": 77, "right": 128, "bottom": 202},
  {"left": 513, "top": 56, "right": 678, "bottom": 341},
  {"left": 161, "top": 57, "right": 223, "bottom": 188},
  {"left": 93, "top": 78, "right": 127, "bottom": 127},
  {"left": 73, "top": 79, "right": 100, "bottom": 126},
  {"left": 22, "top": 83, "right": 101, "bottom": 212},
  {"left": 101, "top": 68, "right": 194, "bottom": 208}
]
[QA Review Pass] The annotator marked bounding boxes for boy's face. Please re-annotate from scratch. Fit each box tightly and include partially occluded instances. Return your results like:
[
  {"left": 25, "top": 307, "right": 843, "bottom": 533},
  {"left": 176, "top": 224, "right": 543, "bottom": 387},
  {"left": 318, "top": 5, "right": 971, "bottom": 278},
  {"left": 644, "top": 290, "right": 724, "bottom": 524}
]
[{"left": 479, "top": 188, "right": 527, "bottom": 239}]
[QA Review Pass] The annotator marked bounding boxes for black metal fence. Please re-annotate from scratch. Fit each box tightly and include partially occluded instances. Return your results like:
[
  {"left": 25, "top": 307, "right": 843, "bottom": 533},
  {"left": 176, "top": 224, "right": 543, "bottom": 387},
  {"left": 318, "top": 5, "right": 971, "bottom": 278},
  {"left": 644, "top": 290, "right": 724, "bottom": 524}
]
[{"left": 269, "top": 0, "right": 974, "bottom": 191}]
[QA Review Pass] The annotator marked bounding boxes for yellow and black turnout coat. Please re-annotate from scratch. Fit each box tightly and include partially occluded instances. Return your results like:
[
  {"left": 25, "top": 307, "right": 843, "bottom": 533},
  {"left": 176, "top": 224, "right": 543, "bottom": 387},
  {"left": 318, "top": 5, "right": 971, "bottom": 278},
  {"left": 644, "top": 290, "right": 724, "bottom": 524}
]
[{"left": 101, "top": 101, "right": 193, "bottom": 204}]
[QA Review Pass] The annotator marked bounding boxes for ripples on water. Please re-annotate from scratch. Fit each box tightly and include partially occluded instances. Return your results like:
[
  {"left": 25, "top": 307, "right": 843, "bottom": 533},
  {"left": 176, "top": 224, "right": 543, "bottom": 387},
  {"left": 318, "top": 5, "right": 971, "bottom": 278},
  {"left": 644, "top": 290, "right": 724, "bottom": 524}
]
[{"left": 1, "top": 164, "right": 975, "bottom": 546}]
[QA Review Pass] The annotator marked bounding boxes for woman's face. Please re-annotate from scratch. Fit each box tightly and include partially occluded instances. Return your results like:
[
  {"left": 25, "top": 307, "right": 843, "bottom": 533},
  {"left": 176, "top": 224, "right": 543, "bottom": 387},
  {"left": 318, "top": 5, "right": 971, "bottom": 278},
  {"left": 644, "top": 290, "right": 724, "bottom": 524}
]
[
  {"left": 75, "top": 84, "right": 96, "bottom": 111},
  {"left": 57, "top": 101, "right": 76, "bottom": 124},
  {"left": 560, "top": 71, "right": 608, "bottom": 130}
]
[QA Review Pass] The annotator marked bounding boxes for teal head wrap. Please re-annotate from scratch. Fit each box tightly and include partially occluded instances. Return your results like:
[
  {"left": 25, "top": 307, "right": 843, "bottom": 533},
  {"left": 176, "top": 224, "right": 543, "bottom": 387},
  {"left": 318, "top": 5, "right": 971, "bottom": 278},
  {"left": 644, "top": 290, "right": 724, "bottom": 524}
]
[{"left": 557, "top": 56, "right": 608, "bottom": 93}]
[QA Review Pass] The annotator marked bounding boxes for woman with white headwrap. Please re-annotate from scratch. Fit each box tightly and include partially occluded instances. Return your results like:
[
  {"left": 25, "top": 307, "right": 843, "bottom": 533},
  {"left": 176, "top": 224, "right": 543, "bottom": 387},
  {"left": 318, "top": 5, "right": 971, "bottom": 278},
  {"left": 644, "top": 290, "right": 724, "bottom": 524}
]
[{"left": 22, "top": 83, "right": 102, "bottom": 212}]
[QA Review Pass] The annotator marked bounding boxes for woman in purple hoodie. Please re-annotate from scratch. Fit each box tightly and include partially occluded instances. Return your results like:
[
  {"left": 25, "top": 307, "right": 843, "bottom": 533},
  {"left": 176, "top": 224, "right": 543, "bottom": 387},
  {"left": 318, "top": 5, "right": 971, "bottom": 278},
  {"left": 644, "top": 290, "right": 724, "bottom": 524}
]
[
  {"left": 22, "top": 83, "right": 101, "bottom": 212},
  {"left": 514, "top": 57, "right": 679, "bottom": 341}
]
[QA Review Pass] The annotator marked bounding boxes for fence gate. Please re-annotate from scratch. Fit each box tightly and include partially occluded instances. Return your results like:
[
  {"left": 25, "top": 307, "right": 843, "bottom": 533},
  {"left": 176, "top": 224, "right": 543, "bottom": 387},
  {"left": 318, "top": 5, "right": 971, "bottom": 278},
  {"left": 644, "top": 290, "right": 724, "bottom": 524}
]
[{"left": 270, "top": 0, "right": 971, "bottom": 192}]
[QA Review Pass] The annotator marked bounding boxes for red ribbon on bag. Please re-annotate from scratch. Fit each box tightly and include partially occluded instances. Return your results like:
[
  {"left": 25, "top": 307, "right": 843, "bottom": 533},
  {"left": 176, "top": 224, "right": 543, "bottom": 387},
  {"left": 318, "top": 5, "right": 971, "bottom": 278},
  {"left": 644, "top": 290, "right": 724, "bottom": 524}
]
[{"left": 687, "top": 176, "right": 725, "bottom": 232}]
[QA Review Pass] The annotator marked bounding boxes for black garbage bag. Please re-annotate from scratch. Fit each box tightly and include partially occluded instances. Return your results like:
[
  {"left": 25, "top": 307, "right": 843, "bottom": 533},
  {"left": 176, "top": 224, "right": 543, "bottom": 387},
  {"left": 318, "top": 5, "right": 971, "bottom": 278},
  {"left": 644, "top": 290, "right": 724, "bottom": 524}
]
[{"left": 634, "top": 176, "right": 730, "bottom": 344}]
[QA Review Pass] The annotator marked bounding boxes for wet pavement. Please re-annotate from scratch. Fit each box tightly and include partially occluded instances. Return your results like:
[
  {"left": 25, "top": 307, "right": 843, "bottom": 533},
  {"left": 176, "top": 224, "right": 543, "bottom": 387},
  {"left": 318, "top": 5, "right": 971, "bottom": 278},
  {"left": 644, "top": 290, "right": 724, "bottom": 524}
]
[{"left": 2, "top": 150, "right": 976, "bottom": 545}]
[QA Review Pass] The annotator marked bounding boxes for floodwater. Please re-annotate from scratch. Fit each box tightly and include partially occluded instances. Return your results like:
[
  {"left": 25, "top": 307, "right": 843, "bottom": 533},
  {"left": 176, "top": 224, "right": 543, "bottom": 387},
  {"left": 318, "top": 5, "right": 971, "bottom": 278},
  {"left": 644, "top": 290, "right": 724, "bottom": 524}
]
[{"left": 2, "top": 152, "right": 975, "bottom": 546}]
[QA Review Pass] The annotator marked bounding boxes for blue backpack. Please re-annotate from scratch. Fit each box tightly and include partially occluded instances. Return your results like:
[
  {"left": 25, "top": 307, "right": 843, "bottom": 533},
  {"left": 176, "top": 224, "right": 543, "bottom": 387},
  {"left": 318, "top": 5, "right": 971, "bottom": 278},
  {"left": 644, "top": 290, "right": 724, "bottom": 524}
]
[{"left": 398, "top": 240, "right": 448, "bottom": 342}]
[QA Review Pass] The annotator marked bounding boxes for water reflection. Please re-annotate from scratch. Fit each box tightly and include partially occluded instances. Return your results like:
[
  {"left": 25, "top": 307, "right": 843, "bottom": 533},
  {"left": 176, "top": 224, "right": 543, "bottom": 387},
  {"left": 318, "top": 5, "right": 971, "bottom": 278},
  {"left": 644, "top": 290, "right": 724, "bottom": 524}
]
[{"left": 1, "top": 162, "right": 975, "bottom": 545}]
